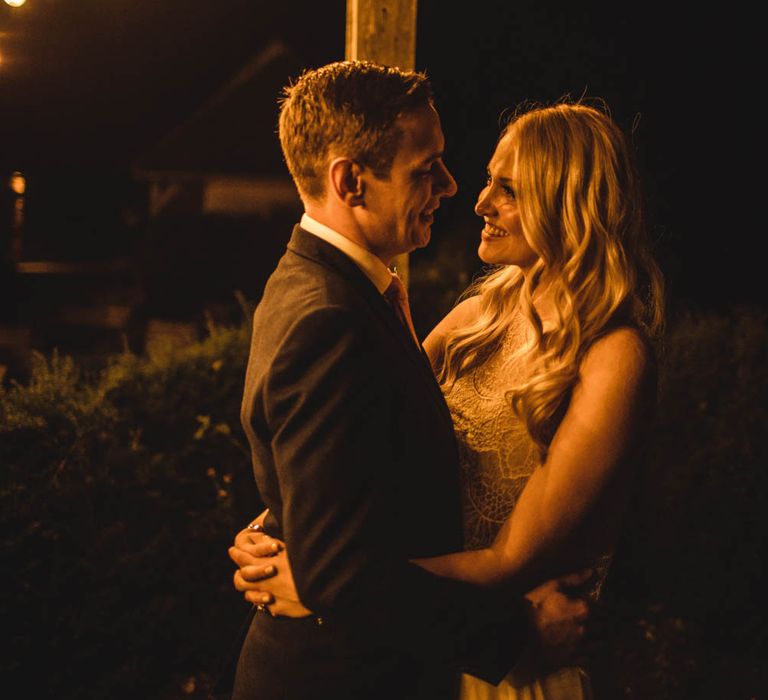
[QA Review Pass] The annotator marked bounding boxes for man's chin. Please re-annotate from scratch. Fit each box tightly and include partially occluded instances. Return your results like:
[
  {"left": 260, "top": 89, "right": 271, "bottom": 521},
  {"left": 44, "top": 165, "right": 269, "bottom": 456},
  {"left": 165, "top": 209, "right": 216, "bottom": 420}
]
[{"left": 412, "top": 225, "right": 432, "bottom": 250}]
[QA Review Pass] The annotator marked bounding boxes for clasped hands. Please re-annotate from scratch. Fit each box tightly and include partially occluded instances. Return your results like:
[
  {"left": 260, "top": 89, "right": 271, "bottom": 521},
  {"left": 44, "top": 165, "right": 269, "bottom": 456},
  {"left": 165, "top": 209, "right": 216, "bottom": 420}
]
[
  {"left": 229, "top": 526, "right": 312, "bottom": 617},
  {"left": 229, "top": 527, "right": 591, "bottom": 671}
]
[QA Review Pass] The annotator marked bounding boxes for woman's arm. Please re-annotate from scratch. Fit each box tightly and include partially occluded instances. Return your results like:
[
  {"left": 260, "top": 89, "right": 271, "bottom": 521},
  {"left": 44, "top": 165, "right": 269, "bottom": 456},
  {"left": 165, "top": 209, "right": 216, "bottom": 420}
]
[
  {"left": 415, "top": 327, "right": 655, "bottom": 591},
  {"left": 231, "top": 322, "right": 652, "bottom": 615}
]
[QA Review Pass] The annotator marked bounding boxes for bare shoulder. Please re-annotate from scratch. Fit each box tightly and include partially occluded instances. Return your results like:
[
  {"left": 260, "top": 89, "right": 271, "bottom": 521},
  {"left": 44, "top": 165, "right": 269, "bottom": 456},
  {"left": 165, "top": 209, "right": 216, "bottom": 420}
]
[
  {"left": 579, "top": 326, "right": 655, "bottom": 395},
  {"left": 438, "top": 295, "right": 482, "bottom": 331},
  {"left": 423, "top": 295, "right": 482, "bottom": 364}
]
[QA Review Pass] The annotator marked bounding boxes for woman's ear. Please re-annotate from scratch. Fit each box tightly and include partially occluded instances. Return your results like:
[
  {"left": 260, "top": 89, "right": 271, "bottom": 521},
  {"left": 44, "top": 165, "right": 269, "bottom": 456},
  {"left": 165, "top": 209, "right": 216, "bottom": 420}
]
[{"left": 328, "top": 157, "right": 365, "bottom": 207}]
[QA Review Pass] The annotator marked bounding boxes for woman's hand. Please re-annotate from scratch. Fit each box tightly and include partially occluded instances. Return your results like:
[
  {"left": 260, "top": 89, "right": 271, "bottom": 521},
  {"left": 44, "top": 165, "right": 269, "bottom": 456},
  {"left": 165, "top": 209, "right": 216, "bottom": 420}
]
[
  {"left": 523, "top": 569, "right": 592, "bottom": 672},
  {"left": 228, "top": 527, "right": 312, "bottom": 618}
]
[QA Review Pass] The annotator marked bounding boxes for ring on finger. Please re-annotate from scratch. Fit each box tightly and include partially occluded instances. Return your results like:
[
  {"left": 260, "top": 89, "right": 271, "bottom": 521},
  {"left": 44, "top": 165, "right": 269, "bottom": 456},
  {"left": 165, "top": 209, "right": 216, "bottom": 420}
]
[{"left": 256, "top": 603, "right": 273, "bottom": 616}]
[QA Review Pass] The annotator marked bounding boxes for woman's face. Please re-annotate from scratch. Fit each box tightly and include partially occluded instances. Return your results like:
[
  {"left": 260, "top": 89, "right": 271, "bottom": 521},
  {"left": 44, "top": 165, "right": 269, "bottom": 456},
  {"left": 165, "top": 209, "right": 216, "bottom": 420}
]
[{"left": 475, "top": 130, "right": 538, "bottom": 273}]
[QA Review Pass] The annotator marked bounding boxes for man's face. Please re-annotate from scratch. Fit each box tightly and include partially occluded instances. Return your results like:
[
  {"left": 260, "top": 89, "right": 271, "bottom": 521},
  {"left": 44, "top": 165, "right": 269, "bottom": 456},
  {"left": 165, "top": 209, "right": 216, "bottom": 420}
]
[{"left": 359, "top": 105, "right": 457, "bottom": 264}]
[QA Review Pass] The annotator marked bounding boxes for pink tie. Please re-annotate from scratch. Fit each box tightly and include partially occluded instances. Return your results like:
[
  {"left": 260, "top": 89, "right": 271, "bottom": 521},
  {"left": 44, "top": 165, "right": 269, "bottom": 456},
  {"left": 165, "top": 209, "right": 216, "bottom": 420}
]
[{"left": 384, "top": 272, "right": 420, "bottom": 347}]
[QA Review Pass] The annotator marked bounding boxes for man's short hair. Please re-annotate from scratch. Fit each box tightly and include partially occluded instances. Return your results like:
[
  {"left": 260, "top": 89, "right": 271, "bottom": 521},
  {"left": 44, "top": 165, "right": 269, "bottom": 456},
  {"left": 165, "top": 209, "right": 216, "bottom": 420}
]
[{"left": 278, "top": 60, "right": 433, "bottom": 201}]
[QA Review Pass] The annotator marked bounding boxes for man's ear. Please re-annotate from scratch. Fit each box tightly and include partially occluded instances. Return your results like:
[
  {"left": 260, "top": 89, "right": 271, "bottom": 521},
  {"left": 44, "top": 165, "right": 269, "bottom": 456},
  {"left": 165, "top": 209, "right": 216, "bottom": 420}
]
[{"left": 328, "top": 157, "right": 365, "bottom": 207}]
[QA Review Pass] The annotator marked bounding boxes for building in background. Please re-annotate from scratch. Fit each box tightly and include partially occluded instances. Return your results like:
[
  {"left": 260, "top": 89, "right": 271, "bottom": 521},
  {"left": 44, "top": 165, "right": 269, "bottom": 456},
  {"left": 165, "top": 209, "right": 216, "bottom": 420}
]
[
  {"left": 1, "top": 41, "right": 304, "bottom": 377},
  {"left": 131, "top": 40, "right": 303, "bottom": 353}
]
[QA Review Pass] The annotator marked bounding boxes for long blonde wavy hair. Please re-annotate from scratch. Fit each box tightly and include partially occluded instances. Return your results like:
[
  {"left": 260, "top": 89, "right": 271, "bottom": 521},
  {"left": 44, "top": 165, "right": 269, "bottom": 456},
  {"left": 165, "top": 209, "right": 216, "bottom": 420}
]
[{"left": 438, "top": 101, "right": 665, "bottom": 459}]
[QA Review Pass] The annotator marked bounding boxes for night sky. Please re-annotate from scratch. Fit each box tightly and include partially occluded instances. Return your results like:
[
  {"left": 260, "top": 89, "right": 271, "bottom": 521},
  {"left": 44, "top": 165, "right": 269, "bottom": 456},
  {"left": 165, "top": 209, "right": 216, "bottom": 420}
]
[{"left": 0, "top": 1, "right": 760, "bottom": 312}]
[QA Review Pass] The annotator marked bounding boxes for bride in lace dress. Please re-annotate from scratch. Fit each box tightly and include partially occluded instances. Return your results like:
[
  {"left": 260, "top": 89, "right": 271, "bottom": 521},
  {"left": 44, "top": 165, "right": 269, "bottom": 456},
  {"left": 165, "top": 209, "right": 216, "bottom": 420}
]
[
  {"left": 231, "top": 101, "right": 664, "bottom": 698},
  {"left": 410, "top": 101, "right": 664, "bottom": 698}
]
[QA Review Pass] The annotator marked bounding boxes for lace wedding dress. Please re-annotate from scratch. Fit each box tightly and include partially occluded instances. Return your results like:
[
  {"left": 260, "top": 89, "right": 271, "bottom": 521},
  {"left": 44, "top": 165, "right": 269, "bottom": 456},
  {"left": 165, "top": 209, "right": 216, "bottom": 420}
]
[{"left": 443, "top": 313, "right": 610, "bottom": 700}]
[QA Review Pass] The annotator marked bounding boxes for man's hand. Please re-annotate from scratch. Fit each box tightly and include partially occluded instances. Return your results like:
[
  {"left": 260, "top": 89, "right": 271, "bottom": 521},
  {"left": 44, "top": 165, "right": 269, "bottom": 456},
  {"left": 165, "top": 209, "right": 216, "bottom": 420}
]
[
  {"left": 524, "top": 569, "right": 591, "bottom": 672},
  {"left": 229, "top": 527, "right": 312, "bottom": 618},
  {"left": 233, "top": 525, "right": 284, "bottom": 559},
  {"left": 229, "top": 526, "right": 282, "bottom": 604}
]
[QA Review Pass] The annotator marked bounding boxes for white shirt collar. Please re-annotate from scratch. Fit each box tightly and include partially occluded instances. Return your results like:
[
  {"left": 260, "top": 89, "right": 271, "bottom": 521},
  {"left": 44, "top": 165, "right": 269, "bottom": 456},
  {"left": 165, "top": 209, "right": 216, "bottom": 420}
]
[{"left": 300, "top": 213, "right": 392, "bottom": 294}]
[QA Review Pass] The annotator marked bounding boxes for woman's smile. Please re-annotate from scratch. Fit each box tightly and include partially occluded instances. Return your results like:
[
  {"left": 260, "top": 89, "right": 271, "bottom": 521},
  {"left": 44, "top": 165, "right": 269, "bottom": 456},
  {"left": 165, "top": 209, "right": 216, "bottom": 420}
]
[{"left": 481, "top": 222, "right": 510, "bottom": 238}]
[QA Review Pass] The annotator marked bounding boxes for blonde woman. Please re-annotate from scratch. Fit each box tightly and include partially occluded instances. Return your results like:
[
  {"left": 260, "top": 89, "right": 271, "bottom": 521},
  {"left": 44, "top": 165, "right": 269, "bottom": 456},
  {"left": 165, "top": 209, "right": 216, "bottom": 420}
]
[{"left": 232, "top": 100, "right": 664, "bottom": 699}]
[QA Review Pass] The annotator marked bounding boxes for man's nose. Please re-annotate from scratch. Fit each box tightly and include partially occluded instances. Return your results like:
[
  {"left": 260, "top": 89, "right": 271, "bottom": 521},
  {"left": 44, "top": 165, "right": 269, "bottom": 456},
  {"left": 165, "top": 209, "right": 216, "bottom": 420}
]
[{"left": 436, "top": 161, "right": 458, "bottom": 198}]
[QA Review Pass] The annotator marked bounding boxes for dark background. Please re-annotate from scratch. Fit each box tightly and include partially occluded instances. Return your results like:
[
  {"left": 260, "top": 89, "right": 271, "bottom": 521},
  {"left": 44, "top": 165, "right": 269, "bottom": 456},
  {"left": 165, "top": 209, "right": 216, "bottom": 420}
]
[{"left": 0, "top": 0, "right": 761, "bottom": 325}]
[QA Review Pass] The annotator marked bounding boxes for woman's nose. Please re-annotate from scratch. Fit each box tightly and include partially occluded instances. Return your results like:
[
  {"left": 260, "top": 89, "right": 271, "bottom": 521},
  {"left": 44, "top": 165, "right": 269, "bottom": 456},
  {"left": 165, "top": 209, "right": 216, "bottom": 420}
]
[{"left": 475, "top": 186, "right": 492, "bottom": 216}]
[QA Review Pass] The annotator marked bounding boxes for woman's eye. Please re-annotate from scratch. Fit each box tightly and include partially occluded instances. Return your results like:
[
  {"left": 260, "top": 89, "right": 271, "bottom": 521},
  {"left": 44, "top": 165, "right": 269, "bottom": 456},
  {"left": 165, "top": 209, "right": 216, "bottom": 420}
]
[{"left": 486, "top": 174, "right": 515, "bottom": 199}]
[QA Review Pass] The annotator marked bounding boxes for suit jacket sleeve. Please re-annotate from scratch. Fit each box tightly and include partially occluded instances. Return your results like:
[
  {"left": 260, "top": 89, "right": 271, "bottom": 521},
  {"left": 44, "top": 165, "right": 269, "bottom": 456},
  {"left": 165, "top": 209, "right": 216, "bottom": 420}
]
[{"left": 262, "top": 304, "right": 527, "bottom": 682}]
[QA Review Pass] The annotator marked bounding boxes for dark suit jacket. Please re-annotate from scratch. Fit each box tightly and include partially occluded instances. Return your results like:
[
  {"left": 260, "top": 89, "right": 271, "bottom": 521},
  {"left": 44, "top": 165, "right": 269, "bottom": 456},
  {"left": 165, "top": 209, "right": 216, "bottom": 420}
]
[{"left": 232, "top": 226, "right": 528, "bottom": 700}]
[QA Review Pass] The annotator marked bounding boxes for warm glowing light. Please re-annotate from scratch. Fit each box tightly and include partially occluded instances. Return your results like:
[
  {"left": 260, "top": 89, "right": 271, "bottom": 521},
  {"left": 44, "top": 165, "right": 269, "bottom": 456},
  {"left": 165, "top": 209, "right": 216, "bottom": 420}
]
[
  {"left": 10, "top": 171, "right": 26, "bottom": 195},
  {"left": 4, "top": 0, "right": 28, "bottom": 8}
]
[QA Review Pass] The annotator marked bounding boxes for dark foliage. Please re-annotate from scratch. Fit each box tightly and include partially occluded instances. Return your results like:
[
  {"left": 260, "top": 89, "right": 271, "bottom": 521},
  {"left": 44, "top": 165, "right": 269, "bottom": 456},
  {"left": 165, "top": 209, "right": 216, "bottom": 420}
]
[
  {"left": 1, "top": 325, "right": 260, "bottom": 700},
  {"left": 589, "top": 307, "right": 768, "bottom": 699}
]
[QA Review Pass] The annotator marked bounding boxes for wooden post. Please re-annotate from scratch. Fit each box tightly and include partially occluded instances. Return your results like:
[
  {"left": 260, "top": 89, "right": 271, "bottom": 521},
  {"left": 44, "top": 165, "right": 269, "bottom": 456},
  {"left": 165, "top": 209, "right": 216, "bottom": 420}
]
[
  {"left": 346, "top": 0, "right": 417, "bottom": 69},
  {"left": 346, "top": 0, "right": 417, "bottom": 286}
]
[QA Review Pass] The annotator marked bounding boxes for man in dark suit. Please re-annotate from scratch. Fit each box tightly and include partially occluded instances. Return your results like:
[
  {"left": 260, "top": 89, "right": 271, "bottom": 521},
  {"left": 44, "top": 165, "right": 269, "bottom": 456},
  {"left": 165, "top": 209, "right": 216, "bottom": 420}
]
[{"left": 229, "top": 61, "right": 586, "bottom": 700}]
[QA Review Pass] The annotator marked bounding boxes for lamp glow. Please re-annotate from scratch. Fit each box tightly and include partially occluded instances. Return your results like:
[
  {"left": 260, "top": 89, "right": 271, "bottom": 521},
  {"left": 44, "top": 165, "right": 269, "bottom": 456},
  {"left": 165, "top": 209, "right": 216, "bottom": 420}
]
[
  {"left": 10, "top": 172, "right": 25, "bottom": 195},
  {"left": 4, "top": 0, "right": 28, "bottom": 7}
]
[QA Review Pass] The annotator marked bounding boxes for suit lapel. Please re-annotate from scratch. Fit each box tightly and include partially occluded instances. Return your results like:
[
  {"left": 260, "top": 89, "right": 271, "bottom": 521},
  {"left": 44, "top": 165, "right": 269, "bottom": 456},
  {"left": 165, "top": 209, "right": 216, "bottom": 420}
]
[{"left": 286, "top": 226, "right": 455, "bottom": 433}]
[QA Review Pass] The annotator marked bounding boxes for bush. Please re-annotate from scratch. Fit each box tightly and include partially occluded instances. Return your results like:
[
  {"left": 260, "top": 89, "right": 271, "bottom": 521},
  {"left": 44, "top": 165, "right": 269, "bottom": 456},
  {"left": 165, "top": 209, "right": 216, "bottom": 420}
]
[
  {"left": 1, "top": 324, "right": 261, "bottom": 700},
  {"left": 589, "top": 306, "right": 768, "bottom": 699}
]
